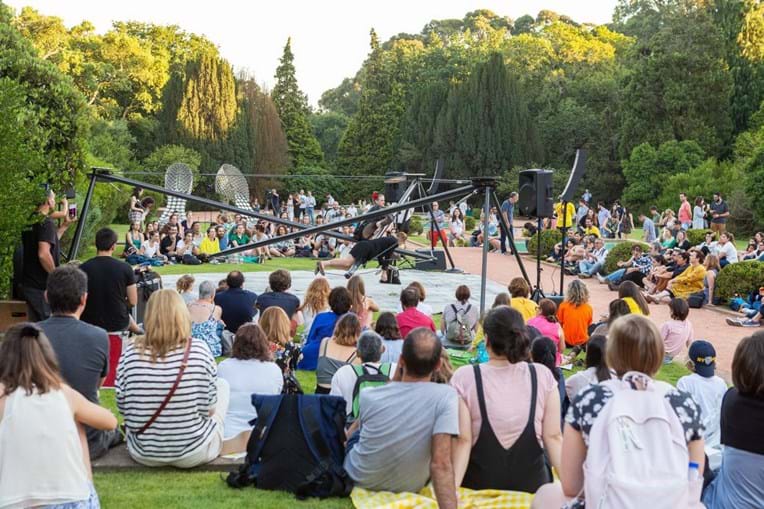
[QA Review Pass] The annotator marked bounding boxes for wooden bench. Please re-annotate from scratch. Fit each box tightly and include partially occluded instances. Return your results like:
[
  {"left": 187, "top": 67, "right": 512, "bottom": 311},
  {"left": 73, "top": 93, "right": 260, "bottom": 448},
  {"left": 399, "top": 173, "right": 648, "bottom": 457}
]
[
  {"left": 92, "top": 444, "right": 244, "bottom": 472},
  {"left": 0, "top": 300, "right": 27, "bottom": 333}
]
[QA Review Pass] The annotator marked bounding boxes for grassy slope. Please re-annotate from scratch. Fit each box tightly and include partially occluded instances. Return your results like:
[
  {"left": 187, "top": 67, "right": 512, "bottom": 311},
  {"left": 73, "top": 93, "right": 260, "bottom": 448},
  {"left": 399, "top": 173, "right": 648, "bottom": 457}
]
[{"left": 93, "top": 224, "right": 691, "bottom": 507}]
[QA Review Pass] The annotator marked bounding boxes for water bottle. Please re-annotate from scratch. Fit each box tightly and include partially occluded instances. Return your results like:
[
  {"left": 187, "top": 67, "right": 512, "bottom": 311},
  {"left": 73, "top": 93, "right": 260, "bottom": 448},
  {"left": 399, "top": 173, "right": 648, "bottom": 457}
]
[{"left": 688, "top": 461, "right": 700, "bottom": 481}]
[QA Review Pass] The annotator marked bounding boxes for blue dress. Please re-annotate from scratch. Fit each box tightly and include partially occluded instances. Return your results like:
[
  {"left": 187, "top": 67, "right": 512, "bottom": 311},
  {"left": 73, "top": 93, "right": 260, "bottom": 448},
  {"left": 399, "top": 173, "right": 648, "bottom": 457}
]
[{"left": 297, "top": 311, "right": 339, "bottom": 370}]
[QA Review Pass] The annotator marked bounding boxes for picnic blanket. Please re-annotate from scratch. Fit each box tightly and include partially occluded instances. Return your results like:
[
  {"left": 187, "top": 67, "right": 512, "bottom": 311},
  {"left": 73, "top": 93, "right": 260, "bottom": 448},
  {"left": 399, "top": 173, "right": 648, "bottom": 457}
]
[{"left": 351, "top": 485, "right": 533, "bottom": 509}]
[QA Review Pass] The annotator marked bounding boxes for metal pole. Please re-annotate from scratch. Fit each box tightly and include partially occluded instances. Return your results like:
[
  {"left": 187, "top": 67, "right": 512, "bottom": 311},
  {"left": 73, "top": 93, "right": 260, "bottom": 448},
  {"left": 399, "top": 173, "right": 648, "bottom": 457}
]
[
  {"left": 490, "top": 191, "right": 533, "bottom": 289},
  {"left": 418, "top": 181, "right": 460, "bottom": 272},
  {"left": 68, "top": 170, "right": 98, "bottom": 260},
  {"left": 480, "top": 185, "right": 491, "bottom": 315},
  {"left": 560, "top": 200, "right": 569, "bottom": 296}
]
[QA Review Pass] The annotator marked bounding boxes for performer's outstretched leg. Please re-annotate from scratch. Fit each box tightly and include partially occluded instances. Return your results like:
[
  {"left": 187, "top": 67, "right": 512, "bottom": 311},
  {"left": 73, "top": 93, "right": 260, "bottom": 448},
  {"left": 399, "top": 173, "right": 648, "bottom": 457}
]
[{"left": 316, "top": 256, "right": 356, "bottom": 275}]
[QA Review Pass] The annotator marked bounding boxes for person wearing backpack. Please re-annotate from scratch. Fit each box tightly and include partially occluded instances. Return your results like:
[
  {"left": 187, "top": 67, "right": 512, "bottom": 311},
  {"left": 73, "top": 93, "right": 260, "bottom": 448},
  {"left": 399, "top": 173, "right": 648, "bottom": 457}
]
[
  {"left": 532, "top": 314, "right": 706, "bottom": 509},
  {"left": 330, "top": 331, "right": 396, "bottom": 420},
  {"left": 441, "top": 285, "right": 479, "bottom": 348}
]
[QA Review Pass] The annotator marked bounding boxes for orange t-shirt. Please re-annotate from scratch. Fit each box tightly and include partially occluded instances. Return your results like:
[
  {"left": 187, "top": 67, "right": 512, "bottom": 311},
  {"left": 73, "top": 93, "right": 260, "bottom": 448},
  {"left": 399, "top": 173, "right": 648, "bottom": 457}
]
[{"left": 556, "top": 301, "right": 593, "bottom": 346}]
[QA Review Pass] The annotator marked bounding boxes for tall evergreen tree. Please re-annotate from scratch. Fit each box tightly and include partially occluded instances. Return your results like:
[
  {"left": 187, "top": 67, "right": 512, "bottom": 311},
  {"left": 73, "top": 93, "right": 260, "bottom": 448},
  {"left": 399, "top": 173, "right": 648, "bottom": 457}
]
[{"left": 271, "top": 37, "right": 323, "bottom": 168}]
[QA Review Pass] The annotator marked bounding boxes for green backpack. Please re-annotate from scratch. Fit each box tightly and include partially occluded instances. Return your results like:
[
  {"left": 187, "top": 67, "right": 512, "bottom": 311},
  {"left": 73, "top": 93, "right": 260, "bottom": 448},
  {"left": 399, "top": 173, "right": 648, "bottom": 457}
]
[{"left": 350, "top": 363, "right": 392, "bottom": 420}]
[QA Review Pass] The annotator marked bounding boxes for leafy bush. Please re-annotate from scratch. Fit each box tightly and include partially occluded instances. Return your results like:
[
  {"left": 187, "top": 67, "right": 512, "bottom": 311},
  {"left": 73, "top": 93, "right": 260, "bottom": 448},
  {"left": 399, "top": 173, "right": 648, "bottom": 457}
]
[
  {"left": 408, "top": 214, "right": 424, "bottom": 235},
  {"left": 715, "top": 261, "right": 764, "bottom": 301},
  {"left": 686, "top": 229, "right": 714, "bottom": 246},
  {"left": 527, "top": 229, "right": 562, "bottom": 257},
  {"left": 465, "top": 215, "right": 476, "bottom": 231},
  {"left": 603, "top": 240, "right": 650, "bottom": 274}
]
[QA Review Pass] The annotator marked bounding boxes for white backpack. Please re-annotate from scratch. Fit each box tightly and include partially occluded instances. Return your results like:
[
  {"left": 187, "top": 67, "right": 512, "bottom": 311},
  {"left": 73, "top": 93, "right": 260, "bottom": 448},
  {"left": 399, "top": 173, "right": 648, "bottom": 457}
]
[
  {"left": 583, "top": 376, "right": 703, "bottom": 509},
  {"left": 445, "top": 304, "right": 474, "bottom": 344}
]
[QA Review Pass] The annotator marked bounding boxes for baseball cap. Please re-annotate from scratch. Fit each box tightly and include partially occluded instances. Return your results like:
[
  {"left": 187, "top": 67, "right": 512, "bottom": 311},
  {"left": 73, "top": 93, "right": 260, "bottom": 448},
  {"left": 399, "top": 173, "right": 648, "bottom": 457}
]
[{"left": 688, "top": 340, "right": 716, "bottom": 378}]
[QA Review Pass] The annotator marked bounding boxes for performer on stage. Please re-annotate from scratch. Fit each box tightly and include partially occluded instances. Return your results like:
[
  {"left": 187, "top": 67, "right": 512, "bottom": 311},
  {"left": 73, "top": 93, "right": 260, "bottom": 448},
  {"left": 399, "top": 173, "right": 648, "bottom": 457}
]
[
  {"left": 353, "top": 191, "right": 391, "bottom": 241},
  {"left": 316, "top": 232, "right": 407, "bottom": 280}
]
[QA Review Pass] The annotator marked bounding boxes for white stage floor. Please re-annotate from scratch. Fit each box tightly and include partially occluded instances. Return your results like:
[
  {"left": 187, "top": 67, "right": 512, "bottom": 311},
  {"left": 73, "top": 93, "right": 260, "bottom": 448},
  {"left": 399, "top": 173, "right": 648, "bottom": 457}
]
[{"left": 161, "top": 269, "right": 507, "bottom": 313}]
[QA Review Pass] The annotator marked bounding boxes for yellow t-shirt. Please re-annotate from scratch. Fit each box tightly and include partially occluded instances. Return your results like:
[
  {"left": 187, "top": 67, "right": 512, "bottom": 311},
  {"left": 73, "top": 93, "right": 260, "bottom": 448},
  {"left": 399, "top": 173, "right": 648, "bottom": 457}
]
[
  {"left": 554, "top": 202, "right": 576, "bottom": 228},
  {"left": 584, "top": 226, "right": 601, "bottom": 238},
  {"left": 622, "top": 297, "right": 644, "bottom": 315},
  {"left": 200, "top": 236, "right": 221, "bottom": 255},
  {"left": 511, "top": 297, "right": 539, "bottom": 323}
]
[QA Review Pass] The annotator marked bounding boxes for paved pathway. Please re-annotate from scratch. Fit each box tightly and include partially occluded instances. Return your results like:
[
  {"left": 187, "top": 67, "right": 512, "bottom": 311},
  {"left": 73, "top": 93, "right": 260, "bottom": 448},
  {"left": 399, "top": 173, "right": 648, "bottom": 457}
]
[{"left": 446, "top": 246, "right": 748, "bottom": 381}]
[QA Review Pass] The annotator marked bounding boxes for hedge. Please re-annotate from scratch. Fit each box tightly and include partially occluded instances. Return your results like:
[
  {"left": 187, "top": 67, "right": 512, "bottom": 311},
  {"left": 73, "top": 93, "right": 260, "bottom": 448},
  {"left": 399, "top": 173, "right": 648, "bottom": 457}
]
[
  {"left": 528, "top": 229, "right": 562, "bottom": 257},
  {"left": 715, "top": 261, "right": 764, "bottom": 301},
  {"left": 686, "top": 229, "right": 715, "bottom": 246},
  {"left": 603, "top": 240, "right": 650, "bottom": 274},
  {"left": 408, "top": 215, "right": 424, "bottom": 235},
  {"left": 465, "top": 215, "right": 477, "bottom": 231}
]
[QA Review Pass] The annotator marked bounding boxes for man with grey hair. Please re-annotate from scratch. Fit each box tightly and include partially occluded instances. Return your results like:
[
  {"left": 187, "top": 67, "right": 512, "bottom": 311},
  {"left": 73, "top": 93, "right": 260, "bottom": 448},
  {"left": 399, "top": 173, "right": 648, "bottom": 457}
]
[{"left": 330, "top": 330, "right": 395, "bottom": 418}]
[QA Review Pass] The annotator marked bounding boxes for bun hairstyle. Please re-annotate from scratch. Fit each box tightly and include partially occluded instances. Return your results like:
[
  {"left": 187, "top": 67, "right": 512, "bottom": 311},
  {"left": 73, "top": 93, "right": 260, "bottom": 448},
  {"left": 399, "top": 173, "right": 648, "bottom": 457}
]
[
  {"left": 482, "top": 305, "right": 530, "bottom": 363},
  {"left": 372, "top": 191, "right": 379, "bottom": 201}
]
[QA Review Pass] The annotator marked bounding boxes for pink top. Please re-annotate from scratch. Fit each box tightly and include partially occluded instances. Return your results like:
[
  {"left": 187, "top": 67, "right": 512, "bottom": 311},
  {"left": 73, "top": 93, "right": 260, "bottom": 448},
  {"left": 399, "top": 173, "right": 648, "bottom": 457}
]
[
  {"left": 660, "top": 319, "right": 694, "bottom": 358},
  {"left": 451, "top": 362, "right": 557, "bottom": 449},
  {"left": 527, "top": 315, "right": 563, "bottom": 366},
  {"left": 396, "top": 307, "right": 436, "bottom": 338},
  {"left": 678, "top": 201, "right": 692, "bottom": 223}
]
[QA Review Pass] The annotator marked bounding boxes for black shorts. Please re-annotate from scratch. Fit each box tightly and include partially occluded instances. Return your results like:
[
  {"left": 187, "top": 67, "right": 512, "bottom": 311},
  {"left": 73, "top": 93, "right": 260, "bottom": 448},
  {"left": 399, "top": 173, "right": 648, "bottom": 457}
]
[{"left": 350, "top": 242, "right": 375, "bottom": 264}]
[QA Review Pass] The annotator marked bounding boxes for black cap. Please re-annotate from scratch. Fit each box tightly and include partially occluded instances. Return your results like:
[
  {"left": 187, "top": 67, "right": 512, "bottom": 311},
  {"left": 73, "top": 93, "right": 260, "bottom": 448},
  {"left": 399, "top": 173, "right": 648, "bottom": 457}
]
[{"left": 688, "top": 340, "right": 716, "bottom": 377}]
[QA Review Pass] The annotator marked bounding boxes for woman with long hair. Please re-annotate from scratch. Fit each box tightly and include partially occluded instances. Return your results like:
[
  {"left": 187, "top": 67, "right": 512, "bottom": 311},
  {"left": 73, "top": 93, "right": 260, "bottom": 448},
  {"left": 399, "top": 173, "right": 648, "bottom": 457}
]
[
  {"left": 449, "top": 207, "right": 467, "bottom": 246},
  {"left": 703, "top": 254, "right": 721, "bottom": 306},
  {"left": 451, "top": 306, "right": 562, "bottom": 492},
  {"left": 617, "top": 280, "right": 650, "bottom": 315},
  {"left": 591, "top": 298, "right": 632, "bottom": 337},
  {"left": 528, "top": 299, "right": 566, "bottom": 366},
  {"left": 0, "top": 323, "right": 117, "bottom": 508},
  {"left": 126, "top": 220, "right": 145, "bottom": 255},
  {"left": 218, "top": 324, "right": 282, "bottom": 455},
  {"left": 347, "top": 275, "right": 379, "bottom": 329},
  {"left": 259, "top": 306, "right": 300, "bottom": 374},
  {"left": 315, "top": 313, "right": 362, "bottom": 394},
  {"left": 556, "top": 280, "right": 593, "bottom": 354},
  {"left": 564, "top": 335, "right": 611, "bottom": 401},
  {"left": 116, "top": 290, "right": 230, "bottom": 468},
  {"left": 299, "top": 277, "right": 331, "bottom": 334}
]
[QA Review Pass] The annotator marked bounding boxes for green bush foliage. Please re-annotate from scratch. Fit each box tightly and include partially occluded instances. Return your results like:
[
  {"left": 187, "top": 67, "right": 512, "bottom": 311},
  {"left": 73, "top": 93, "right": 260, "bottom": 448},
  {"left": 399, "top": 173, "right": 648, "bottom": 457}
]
[
  {"left": 408, "top": 214, "right": 424, "bottom": 235},
  {"left": 603, "top": 240, "right": 650, "bottom": 274},
  {"left": 527, "top": 229, "right": 562, "bottom": 257},
  {"left": 715, "top": 261, "right": 764, "bottom": 301},
  {"left": 685, "top": 229, "right": 714, "bottom": 246},
  {"left": 465, "top": 216, "right": 477, "bottom": 231}
]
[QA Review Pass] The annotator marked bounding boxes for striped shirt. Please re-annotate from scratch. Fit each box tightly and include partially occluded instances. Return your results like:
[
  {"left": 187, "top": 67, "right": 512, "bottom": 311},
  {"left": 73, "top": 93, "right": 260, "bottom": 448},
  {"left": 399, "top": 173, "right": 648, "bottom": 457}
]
[{"left": 116, "top": 338, "right": 218, "bottom": 462}]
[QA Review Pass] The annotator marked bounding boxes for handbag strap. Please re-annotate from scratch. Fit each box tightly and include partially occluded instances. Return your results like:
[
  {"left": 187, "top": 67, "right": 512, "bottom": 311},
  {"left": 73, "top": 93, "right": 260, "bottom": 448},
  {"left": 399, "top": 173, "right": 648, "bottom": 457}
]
[{"left": 134, "top": 339, "right": 193, "bottom": 436}]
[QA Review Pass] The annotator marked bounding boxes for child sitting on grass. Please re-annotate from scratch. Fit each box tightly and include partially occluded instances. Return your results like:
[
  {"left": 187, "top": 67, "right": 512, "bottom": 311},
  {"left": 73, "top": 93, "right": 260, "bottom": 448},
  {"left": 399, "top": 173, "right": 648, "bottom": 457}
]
[
  {"left": 660, "top": 297, "right": 694, "bottom": 363},
  {"left": 556, "top": 280, "right": 593, "bottom": 360}
]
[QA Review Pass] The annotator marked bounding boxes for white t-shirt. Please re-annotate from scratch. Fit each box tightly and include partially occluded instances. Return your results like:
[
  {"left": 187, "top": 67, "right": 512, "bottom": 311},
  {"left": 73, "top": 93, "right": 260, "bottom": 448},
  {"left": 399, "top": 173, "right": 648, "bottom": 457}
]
[
  {"left": 217, "top": 358, "right": 283, "bottom": 439},
  {"left": 143, "top": 241, "right": 160, "bottom": 258},
  {"left": 330, "top": 361, "right": 397, "bottom": 416},
  {"left": 565, "top": 367, "right": 600, "bottom": 402},
  {"left": 676, "top": 373, "right": 727, "bottom": 448},
  {"left": 717, "top": 242, "right": 738, "bottom": 263}
]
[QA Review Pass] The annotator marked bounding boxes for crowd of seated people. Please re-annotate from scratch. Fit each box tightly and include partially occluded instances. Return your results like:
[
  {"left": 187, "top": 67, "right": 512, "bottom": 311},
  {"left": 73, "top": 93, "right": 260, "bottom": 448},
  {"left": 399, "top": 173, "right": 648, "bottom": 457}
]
[{"left": 6, "top": 252, "right": 764, "bottom": 509}]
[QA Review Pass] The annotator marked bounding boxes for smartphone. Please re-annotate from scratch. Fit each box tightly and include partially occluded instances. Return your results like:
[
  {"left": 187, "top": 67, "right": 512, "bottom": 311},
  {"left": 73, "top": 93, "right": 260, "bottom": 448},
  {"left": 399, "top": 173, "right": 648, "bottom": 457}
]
[{"left": 68, "top": 203, "right": 77, "bottom": 219}]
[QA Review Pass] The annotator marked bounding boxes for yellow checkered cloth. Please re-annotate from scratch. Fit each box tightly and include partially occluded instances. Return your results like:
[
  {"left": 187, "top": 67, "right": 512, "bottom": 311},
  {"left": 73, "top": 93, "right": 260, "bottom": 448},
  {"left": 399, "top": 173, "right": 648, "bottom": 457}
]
[{"left": 351, "top": 485, "right": 533, "bottom": 509}]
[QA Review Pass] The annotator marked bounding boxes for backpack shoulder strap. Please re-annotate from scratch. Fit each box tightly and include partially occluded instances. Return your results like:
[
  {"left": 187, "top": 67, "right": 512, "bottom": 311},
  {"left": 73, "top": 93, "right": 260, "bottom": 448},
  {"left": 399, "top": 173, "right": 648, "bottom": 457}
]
[
  {"left": 246, "top": 394, "right": 285, "bottom": 468},
  {"left": 380, "top": 363, "right": 392, "bottom": 376}
]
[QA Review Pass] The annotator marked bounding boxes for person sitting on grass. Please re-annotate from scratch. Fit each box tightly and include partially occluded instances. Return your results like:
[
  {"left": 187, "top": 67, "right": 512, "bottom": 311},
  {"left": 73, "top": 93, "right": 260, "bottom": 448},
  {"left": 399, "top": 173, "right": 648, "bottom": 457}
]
[
  {"left": 450, "top": 306, "right": 561, "bottom": 493},
  {"left": 508, "top": 277, "right": 539, "bottom": 322},
  {"left": 188, "top": 280, "right": 226, "bottom": 357},
  {"left": 218, "top": 324, "right": 282, "bottom": 455},
  {"left": 116, "top": 290, "right": 231, "bottom": 468},
  {"left": 596, "top": 243, "right": 653, "bottom": 289},
  {"left": 398, "top": 281, "right": 434, "bottom": 316},
  {"left": 316, "top": 232, "right": 407, "bottom": 281},
  {"left": 176, "top": 274, "right": 196, "bottom": 305},
  {"left": 298, "top": 286, "right": 352, "bottom": 370},
  {"left": 492, "top": 292, "right": 511, "bottom": 308},
  {"left": 0, "top": 323, "right": 118, "bottom": 509},
  {"left": 330, "top": 330, "right": 396, "bottom": 419},
  {"left": 617, "top": 280, "right": 650, "bottom": 315},
  {"left": 527, "top": 299, "right": 566, "bottom": 366},
  {"left": 298, "top": 277, "right": 330, "bottom": 335},
  {"left": 344, "top": 328, "right": 459, "bottom": 509},
  {"left": 214, "top": 271, "right": 257, "bottom": 335},
  {"left": 659, "top": 298, "right": 694, "bottom": 363},
  {"left": 531, "top": 336, "right": 568, "bottom": 428},
  {"left": 375, "top": 311, "right": 404, "bottom": 363},
  {"left": 556, "top": 280, "right": 593, "bottom": 358},
  {"left": 532, "top": 315, "right": 706, "bottom": 509},
  {"left": 396, "top": 287, "right": 436, "bottom": 338},
  {"left": 348, "top": 275, "right": 380, "bottom": 329},
  {"left": 564, "top": 335, "right": 612, "bottom": 401},
  {"left": 577, "top": 237, "right": 608, "bottom": 278},
  {"left": 38, "top": 266, "right": 122, "bottom": 461},
  {"left": 676, "top": 340, "right": 727, "bottom": 467},
  {"left": 591, "top": 298, "right": 632, "bottom": 337},
  {"left": 256, "top": 269, "right": 301, "bottom": 328},
  {"left": 702, "top": 331, "right": 764, "bottom": 509},
  {"left": 199, "top": 226, "right": 221, "bottom": 257},
  {"left": 316, "top": 313, "right": 362, "bottom": 394}
]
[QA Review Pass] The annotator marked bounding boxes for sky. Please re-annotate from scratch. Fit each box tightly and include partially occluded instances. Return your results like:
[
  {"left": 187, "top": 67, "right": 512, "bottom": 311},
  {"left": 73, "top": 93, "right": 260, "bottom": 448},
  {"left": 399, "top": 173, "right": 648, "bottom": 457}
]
[{"left": 7, "top": 0, "right": 618, "bottom": 106}]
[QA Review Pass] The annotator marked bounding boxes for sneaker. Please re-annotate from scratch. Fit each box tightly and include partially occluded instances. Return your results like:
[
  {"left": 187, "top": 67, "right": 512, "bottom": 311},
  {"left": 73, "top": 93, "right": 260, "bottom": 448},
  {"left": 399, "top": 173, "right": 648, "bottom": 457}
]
[
  {"left": 726, "top": 317, "right": 744, "bottom": 327},
  {"left": 607, "top": 281, "right": 620, "bottom": 292},
  {"left": 578, "top": 273, "right": 591, "bottom": 279},
  {"left": 741, "top": 319, "right": 762, "bottom": 327},
  {"left": 595, "top": 274, "right": 607, "bottom": 284}
]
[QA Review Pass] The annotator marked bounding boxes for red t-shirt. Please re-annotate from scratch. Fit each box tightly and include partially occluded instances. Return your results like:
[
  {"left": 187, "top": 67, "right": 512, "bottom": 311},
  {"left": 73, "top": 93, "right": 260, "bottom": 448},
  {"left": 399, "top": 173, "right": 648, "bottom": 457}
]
[{"left": 396, "top": 307, "right": 436, "bottom": 338}]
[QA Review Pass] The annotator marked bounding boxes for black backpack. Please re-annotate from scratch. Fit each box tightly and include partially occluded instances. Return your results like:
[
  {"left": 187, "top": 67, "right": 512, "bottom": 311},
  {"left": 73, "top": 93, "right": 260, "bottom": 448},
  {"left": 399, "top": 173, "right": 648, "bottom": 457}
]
[{"left": 226, "top": 394, "right": 353, "bottom": 499}]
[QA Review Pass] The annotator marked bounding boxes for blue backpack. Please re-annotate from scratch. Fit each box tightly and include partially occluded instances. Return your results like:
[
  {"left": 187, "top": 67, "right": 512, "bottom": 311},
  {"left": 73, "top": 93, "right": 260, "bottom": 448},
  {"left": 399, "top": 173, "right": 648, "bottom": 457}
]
[{"left": 226, "top": 394, "right": 352, "bottom": 499}]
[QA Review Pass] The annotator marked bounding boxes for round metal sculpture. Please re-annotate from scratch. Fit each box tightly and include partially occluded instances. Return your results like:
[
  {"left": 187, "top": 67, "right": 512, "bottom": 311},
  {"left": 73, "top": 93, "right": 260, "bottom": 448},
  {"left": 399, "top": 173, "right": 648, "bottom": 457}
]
[
  {"left": 216, "top": 164, "right": 255, "bottom": 221},
  {"left": 158, "top": 162, "right": 194, "bottom": 226}
]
